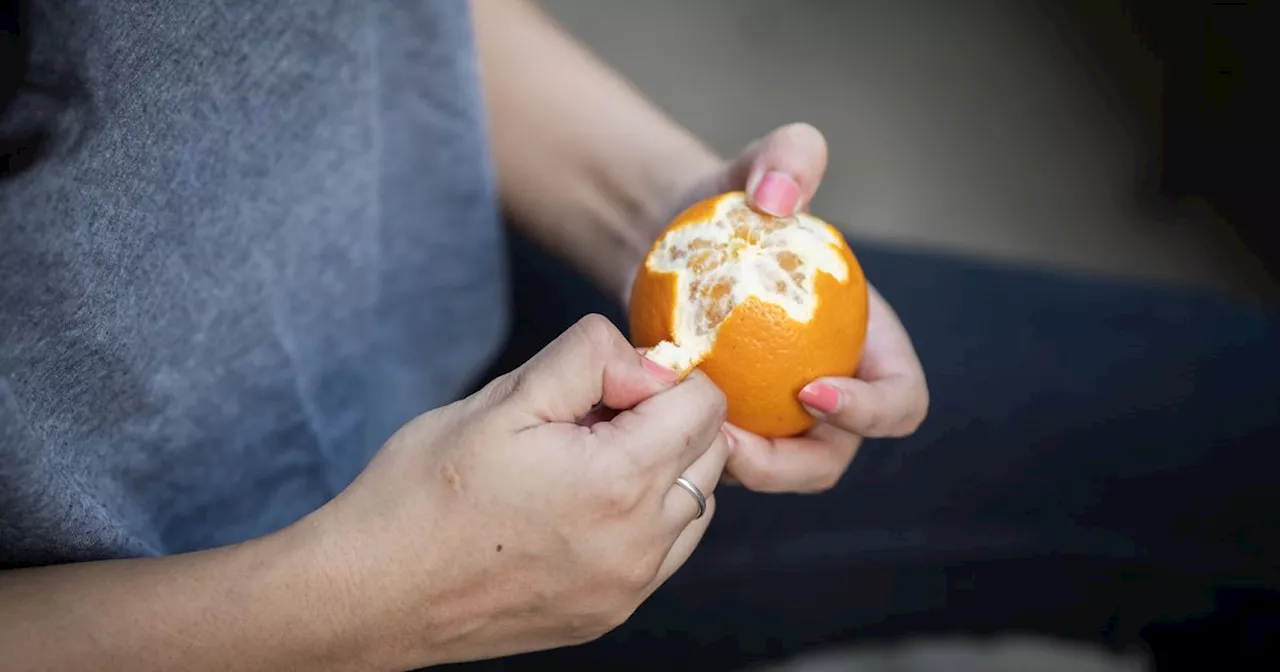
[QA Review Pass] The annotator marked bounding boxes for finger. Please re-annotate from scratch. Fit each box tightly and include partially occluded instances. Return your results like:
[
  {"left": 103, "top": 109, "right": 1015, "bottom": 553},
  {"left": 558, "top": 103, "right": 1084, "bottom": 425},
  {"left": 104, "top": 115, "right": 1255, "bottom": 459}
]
[
  {"left": 799, "top": 375, "right": 927, "bottom": 438},
  {"left": 649, "top": 494, "right": 716, "bottom": 593},
  {"left": 663, "top": 429, "right": 732, "bottom": 526},
  {"left": 797, "top": 287, "right": 929, "bottom": 437},
  {"left": 490, "top": 314, "right": 679, "bottom": 425},
  {"left": 575, "top": 346, "right": 668, "bottom": 426},
  {"left": 608, "top": 369, "right": 728, "bottom": 476},
  {"left": 859, "top": 285, "right": 927, "bottom": 382},
  {"left": 721, "top": 123, "right": 828, "bottom": 217},
  {"left": 722, "top": 423, "right": 860, "bottom": 494}
]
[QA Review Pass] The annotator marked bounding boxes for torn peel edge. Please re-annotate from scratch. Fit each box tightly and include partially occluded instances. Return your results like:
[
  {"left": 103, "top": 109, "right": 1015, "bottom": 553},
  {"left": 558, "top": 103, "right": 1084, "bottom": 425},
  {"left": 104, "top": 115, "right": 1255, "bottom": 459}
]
[{"left": 643, "top": 340, "right": 707, "bottom": 380}]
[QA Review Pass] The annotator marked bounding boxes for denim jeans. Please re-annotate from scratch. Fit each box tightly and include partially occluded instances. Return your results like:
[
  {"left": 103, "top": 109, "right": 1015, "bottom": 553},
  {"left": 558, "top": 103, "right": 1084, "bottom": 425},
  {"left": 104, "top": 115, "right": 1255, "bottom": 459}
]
[{"left": 455, "top": 234, "right": 1280, "bottom": 671}]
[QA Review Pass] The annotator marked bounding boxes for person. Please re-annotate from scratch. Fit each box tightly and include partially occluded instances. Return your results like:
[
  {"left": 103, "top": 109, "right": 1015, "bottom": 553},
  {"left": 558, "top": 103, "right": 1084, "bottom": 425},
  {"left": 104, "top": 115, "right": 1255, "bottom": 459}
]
[{"left": 0, "top": 1, "right": 1275, "bottom": 670}]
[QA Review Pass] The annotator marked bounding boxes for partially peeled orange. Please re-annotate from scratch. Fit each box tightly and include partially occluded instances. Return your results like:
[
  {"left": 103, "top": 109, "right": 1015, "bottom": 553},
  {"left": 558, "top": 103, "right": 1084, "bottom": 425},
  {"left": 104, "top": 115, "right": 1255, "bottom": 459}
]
[{"left": 629, "top": 191, "right": 869, "bottom": 437}]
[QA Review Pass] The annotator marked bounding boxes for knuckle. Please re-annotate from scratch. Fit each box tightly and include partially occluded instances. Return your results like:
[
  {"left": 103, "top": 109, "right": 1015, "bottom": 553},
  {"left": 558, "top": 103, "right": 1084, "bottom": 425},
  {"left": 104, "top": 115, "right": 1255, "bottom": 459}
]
[
  {"left": 687, "top": 372, "right": 729, "bottom": 421},
  {"left": 681, "top": 431, "right": 700, "bottom": 458},
  {"left": 779, "top": 121, "right": 825, "bottom": 144},
  {"left": 858, "top": 404, "right": 892, "bottom": 436},
  {"left": 899, "top": 406, "right": 927, "bottom": 436},
  {"left": 709, "top": 386, "right": 729, "bottom": 422},
  {"left": 811, "top": 465, "right": 847, "bottom": 493},
  {"left": 910, "top": 391, "right": 932, "bottom": 433},
  {"left": 597, "top": 478, "right": 646, "bottom": 516},
  {"left": 884, "top": 390, "right": 929, "bottom": 438},
  {"left": 472, "top": 370, "right": 520, "bottom": 407},
  {"left": 573, "top": 314, "right": 624, "bottom": 352},
  {"left": 615, "top": 555, "right": 660, "bottom": 592},
  {"left": 595, "top": 546, "right": 660, "bottom": 596}
]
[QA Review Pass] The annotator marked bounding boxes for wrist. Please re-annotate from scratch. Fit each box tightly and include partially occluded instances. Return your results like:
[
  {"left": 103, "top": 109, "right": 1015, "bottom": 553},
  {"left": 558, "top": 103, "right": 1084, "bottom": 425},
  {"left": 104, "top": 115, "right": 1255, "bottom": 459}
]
[
  {"left": 630, "top": 139, "right": 723, "bottom": 237},
  {"left": 277, "top": 497, "right": 483, "bottom": 671},
  {"left": 255, "top": 514, "right": 395, "bottom": 672},
  {"left": 604, "top": 140, "right": 723, "bottom": 305}
]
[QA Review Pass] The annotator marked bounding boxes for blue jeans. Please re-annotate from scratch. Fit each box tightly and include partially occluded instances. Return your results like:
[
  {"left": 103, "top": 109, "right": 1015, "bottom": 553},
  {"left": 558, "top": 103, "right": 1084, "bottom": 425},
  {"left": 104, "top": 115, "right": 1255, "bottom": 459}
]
[{"left": 456, "top": 235, "right": 1280, "bottom": 670}]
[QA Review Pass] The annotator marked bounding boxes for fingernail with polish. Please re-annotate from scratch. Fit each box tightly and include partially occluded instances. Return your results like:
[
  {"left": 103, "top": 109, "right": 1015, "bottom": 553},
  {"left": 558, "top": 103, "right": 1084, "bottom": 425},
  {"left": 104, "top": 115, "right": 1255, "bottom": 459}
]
[
  {"left": 798, "top": 382, "right": 840, "bottom": 414},
  {"left": 753, "top": 171, "right": 801, "bottom": 216},
  {"left": 642, "top": 357, "right": 679, "bottom": 382}
]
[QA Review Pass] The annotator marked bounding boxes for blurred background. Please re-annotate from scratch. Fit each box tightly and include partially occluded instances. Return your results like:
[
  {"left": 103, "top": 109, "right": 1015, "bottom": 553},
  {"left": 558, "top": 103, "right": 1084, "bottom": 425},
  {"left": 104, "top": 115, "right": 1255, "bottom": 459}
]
[
  {"left": 542, "top": 0, "right": 1275, "bottom": 670},
  {"left": 545, "top": 0, "right": 1276, "bottom": 304}
]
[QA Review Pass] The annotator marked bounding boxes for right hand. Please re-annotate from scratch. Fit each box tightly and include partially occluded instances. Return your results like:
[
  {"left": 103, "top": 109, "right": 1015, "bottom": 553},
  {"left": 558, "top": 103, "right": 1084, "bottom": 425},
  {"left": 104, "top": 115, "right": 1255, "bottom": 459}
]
[{"left": 300, "top": 315, "right": 730, "bottom": 668}]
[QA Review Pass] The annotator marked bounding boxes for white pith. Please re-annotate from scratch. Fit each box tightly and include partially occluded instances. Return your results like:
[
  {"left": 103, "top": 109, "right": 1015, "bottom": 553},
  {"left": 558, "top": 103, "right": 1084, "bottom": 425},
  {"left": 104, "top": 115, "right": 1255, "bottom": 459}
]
[{"left": 643, "top": 192, "right": 848, "bottom": 373}]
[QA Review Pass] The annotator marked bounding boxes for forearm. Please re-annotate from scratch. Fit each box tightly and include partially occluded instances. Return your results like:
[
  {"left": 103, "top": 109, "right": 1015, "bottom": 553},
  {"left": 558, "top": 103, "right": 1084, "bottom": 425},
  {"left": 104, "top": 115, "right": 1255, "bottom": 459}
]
[
  {"left": 0, "top": 525, "right": 373, "bottom": 672},
  {"left": 472, "top": 0, "right": 722, "bottom": 300}
]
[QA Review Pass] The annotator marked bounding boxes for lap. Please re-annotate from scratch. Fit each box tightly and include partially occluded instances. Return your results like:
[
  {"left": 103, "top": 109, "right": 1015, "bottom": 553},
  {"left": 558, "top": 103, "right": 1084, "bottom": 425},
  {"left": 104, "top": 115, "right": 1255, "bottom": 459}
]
[{"left": 462, "top": 234, "right": 1280, "bottom": 670}]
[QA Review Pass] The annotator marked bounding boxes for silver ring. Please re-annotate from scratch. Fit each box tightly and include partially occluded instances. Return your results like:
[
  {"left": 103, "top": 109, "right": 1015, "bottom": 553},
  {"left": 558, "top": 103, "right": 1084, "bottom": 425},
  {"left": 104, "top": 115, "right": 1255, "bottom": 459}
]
[{"left": 673, "top": 476, "right": 707, "bottom": 520}]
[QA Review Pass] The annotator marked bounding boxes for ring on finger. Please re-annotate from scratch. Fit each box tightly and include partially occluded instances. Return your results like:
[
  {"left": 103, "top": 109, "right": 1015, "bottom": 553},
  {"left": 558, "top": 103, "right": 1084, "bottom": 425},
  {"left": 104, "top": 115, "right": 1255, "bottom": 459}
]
[{"left": 673, "top": 476, "right": 707, "bottom": 519}]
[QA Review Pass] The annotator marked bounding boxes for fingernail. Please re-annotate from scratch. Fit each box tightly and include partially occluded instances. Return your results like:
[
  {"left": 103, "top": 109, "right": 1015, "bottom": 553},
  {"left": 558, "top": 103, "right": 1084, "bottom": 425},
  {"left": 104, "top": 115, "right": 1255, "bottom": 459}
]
[
  {"left": 798, "top": 382, "right": 840, "bottom": 414},
  {"left": 642, "top": 357, "right": 679, "bottom": 382},
  {"left": 752, "top": 171, "right": 801, "bottom": 216}
]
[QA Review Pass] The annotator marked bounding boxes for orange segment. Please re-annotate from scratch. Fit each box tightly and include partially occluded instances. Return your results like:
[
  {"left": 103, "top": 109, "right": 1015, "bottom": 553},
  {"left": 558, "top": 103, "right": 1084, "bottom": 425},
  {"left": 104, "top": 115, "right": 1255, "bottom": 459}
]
[{"left": 628, "top": 191, "right": 869, "bottom": 438}]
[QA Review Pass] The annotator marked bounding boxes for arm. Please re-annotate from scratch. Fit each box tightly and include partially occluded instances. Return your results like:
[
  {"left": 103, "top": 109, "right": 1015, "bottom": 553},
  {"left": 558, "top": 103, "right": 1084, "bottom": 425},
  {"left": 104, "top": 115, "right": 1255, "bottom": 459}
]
[
  {"left": 472, "top": 0, "right": 930, "bottom": 497},
  {"left": 0, "top": 527, "right": 370, "bottom": 672},
  {"left": 472, "top": 0, "right": 722, "bottom": 301}
]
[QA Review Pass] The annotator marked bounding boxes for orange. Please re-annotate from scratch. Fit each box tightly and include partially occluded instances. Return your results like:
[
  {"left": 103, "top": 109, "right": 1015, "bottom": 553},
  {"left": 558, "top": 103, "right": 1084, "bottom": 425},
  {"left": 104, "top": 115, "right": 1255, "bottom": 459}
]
[{"left": 629, "top": 191, "right": 869, "bottom": 438}]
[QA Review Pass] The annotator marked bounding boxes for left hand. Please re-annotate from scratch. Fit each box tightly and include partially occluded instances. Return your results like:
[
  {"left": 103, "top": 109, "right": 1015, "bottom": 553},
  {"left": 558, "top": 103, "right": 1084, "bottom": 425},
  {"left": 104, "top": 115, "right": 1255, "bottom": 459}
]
[{"left": 655, "top": 123, "right": 931, "bottom": 494}]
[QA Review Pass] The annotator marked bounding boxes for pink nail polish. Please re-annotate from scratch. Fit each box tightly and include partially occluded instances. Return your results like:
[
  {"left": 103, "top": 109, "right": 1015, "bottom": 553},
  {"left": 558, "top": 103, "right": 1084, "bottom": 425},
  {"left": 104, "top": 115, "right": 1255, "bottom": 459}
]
[
  {"left": 642, "top": 357, "right": 679, "bottom": 382},
  {"left": 798, "top": 382, "right": 840, "bottom": 414},
  {"left": 753, "top": 171, "right": 801, "bottom": 216}
]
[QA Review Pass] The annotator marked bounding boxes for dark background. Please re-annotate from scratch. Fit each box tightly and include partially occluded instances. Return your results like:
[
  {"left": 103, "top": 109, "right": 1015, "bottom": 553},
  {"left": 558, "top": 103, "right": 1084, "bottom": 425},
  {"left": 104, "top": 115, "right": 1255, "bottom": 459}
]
[{"left": 547, "top": 0, "right": 1278, "bottom": 306}]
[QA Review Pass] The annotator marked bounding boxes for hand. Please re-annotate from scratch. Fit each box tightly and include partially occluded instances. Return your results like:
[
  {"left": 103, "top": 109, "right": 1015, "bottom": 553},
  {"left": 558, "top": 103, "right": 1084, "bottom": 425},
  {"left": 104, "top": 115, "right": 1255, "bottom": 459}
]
[
  {"left": 726, "top": 283, "right": 929, "bottom": 492},
  {"left": 301, "top": 315, "right": 730, "bottom": 668},
  {"left": 659, "top": 123, "right": 930, "bottom": 493}
]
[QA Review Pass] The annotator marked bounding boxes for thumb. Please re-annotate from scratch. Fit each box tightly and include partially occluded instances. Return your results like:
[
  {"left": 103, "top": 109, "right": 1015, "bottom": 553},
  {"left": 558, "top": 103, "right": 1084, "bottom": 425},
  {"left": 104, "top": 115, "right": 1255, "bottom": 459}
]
[
  {"left": 721, "top": 123, "right": 829, "bottom": 217},
  {"left": 491, "top": 315, "right": 679, "bottom": 425}
]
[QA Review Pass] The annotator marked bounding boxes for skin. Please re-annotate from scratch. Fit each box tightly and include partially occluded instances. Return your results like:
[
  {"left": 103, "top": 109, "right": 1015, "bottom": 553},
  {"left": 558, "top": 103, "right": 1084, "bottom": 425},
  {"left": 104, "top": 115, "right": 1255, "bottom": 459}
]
[
  {"left": 0, "top": 0, "right": 928, "bottom": 668},
  {"left": 476, "top": 0, "right": 926, "bottom": 494},
  {"left": 0, "top": 317, "right": 731, "bottom": 670},
  {"left": 475, "top": 0, "right": 928, "bottom": 491}
]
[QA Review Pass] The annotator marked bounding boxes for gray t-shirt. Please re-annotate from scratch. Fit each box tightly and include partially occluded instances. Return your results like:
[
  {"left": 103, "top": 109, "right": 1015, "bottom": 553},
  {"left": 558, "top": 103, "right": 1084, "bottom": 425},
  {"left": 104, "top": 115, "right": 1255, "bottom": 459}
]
[{"left": 0, "top": 1, "right": 508, "bottom": 567}]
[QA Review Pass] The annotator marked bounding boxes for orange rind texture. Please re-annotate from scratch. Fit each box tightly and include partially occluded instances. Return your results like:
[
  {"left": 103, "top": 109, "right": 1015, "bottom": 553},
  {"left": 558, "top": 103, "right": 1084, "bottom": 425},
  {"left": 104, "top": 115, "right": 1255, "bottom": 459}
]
[{"left": 629, "top": 191, "right": 869, "bottom": 437}]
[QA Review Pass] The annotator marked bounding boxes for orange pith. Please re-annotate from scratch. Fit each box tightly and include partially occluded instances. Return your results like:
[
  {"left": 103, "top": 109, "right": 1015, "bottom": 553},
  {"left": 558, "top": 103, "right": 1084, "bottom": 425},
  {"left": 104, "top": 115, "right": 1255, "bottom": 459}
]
[{"left": 629, "top": 191, "right": 869, "bottom": 438}]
